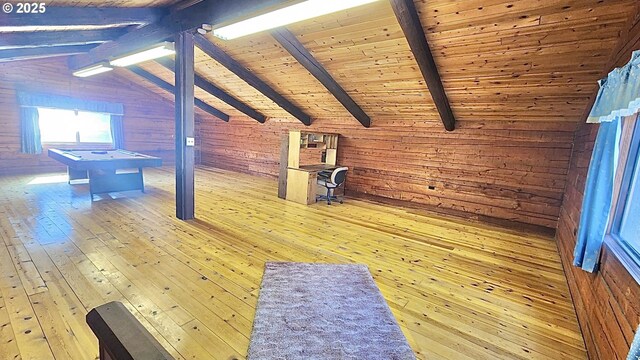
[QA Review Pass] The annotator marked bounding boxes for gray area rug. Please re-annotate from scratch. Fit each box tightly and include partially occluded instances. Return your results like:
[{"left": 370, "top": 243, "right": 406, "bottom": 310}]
[{"left": 247, "top": 262, "right": 416, "bottom": 360}]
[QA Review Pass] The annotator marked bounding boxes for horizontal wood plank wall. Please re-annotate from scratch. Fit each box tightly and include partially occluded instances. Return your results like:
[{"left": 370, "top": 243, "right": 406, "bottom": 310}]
[
  {"left": 0, "top": 58, "right": 179, "bottom": 175},
  {"left": 199, "top": 117, "right": 576, "bottom": 229},
  {"left": 555, "top": 10, "right": 640, "bottom": 358},
  {"left": 556, "top": 120, "right": 640, "bottom": 359}
]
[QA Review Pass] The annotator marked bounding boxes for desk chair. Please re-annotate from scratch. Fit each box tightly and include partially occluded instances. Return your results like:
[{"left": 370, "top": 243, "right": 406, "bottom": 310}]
[{"left": 316, "top": 167, "right": 348, "bottom": 205}]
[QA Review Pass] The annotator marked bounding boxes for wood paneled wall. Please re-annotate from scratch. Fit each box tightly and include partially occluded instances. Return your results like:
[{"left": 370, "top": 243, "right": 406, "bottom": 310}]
[
  {"left": 199, "top": 117, "right": 576, "bottom": 229},
  {"left": 556, "top": 119, "right": 640, "bottom": 359},
  {"left": 0, "top": 58, "right": 178, "bottom": 174}
]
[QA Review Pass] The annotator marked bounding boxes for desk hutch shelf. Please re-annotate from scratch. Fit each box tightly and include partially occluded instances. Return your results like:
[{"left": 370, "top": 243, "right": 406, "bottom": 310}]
[{"left": 282, "top": 130, "right": 341, "bottom": 204}]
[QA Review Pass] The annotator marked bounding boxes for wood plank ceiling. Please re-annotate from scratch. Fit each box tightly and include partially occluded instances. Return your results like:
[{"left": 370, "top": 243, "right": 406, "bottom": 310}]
[
  {"left": 1, "top": 0, "right": 638, "bottom": 127},
  {"left": 29, "top": 0, "right": 179, "bottom": 6},
  {"left": 131, "top": 0, "right": 638, "bottom": 126}
]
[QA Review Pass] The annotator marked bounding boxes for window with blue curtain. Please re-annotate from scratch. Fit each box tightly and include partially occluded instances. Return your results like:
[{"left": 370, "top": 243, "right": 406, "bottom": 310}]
[
  {"left": 38, "top": 108, "right": 113, "bottom": 144},
  {"left": 573, "top": 50, "right": 640, "bottom": 274},
  {"left": 16, "top": 92, "right": 125, "bottom": 153}
]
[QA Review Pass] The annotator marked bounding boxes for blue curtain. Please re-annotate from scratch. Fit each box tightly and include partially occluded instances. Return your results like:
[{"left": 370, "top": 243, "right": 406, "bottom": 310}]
[
  {"left": 19, "top": 107, "right": 42, "bottom": 154},
  {"left": 573, "top": 118, "right": 621, "bottom": 272},
  {"left": 588, "top": 50, "right": 640, "bottom": 123},
  {"left": 110, "top": 115, "right": 125, "bottom": 149}
]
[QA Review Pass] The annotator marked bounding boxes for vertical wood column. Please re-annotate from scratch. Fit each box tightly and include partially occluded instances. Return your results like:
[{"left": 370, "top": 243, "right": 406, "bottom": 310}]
[{"left": 175, "top": 31, "right": 195, "bottom": 220}]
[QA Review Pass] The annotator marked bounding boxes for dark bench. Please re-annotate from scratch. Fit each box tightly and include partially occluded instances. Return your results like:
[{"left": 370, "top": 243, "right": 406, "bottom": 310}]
[{"left": 86, "top": 301, "right": 174, "bottom": 360}]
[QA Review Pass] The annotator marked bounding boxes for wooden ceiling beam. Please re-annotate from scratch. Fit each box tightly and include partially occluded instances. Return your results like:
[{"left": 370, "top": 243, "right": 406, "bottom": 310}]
[
  {"left": 390, "top": 0, "right": 456, "bottom": 131},
  {"left": 0, "top": 44, "right": 96, "bottom": 63},
  {"left": 128, "top": 65, "right": 230, "bottom": 122},
  {"left": 156, "top": 58, "right": 266, "bottom": 123},
  {"left": 193, "top": 34, "right": 311, "bottom": 125},
  {"left": 0, "top": 7, "right": 164, "bottom": 27},
  {"left": 272, "top": 28, "right": 371, "bottom": 128},
  {"left": 68, "top": 0, "right": 296, "bottom": 70},
  {"left": 0, "top": 29, "right": 127, "bottom": 49}
]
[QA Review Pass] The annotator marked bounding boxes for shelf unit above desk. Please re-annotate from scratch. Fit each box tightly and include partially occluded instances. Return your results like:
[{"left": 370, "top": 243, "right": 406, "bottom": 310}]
[
  {"left": 284, "top": 130, "right": 341, "bottom": 204},
  {"left": 288, "top": 131, "right": 339, "bottom": 168}
]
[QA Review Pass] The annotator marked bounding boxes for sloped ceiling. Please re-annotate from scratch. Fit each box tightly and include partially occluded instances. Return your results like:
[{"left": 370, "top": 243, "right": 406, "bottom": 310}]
[
  {"left": 38, "top": 0, "right": 180, "bottom": 6},
  {"left": 129, "top": 0, "right": 639, "bottom": 125}
]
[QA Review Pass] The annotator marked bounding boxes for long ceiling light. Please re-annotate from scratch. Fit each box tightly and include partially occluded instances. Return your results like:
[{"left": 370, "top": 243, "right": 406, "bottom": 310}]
[
  {"left": 109, "top": 42, "right": 175, "bottom": 67},
  {"left": 212, "top": 0, "right": 380, "bottom": 40},
  {"left": 72, "top": 62, "right": 113, "bottom": 77}
]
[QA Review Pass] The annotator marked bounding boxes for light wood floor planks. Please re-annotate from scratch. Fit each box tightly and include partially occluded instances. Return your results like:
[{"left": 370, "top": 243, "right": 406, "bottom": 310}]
[{"left": 0, "top": 167, "right": 586, "bottom": 359}]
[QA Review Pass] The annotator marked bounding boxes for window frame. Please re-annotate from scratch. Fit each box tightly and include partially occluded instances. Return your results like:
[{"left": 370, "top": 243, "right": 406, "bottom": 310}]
[
  {"left": 605, "top": 117, "right": 640, "bottom": 284},
  {"left": 37, "top": 107, "right": 114, "bottom": 147}
]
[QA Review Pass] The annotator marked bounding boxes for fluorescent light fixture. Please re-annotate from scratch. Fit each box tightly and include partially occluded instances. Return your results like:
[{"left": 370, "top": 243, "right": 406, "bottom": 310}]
[
  {"left": 109, "top": 42, "right": 175, "bottom": 67},
  {"left": 212, "top": 0, "right": 380, "bottom": 40},
  {"left": 72, "top": 62, "right": 113, "bottom": 77}
]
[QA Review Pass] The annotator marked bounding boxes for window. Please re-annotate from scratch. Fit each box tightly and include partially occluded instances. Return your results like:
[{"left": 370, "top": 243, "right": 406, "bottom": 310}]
[
  {"left": 38, "top": 108, "right": 113, "bottom": 144},
  {"left": 608, "top": 118, "right": 640, "bottom": 282}
]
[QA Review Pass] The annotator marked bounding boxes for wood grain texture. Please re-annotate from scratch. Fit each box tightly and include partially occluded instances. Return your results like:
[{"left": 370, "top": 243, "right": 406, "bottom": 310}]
[
  {"left": 194, "top": 34, "right": 312, "bottom": 125},
  {"left": 155, "top": 58, "right": 266, "bottom": 123},
  {"left": 199, "top": 116, "right": 575, "bottom": 228},
  {"left": 68, "top": 1, "right": 298, "bottom": 70},
  {"left": 271, "top": 28, "right": 371, "bottom": 128},
  {"left": 554, "top": 8, "right": 640, "bottom": 358},
  {"left": 127, "top": 65, "right": 230, "bottom": 122},
  {"left": 0, "top": 166, "right": 586, "bottom": 359},
  {"left": 389, "top": 0, "right": 455, "bottom": 131},
  {"left": 0, "top": 57, "right": 215, "bottom": 174},
  {"left": 181, "top": 0, "right": 638, "bottom": 124},
  {"left": 21, "top": 0, "right": 179, "bottom": 6},
  {"left": 555, "top": 120, "right": 640, "bottom": 360}
]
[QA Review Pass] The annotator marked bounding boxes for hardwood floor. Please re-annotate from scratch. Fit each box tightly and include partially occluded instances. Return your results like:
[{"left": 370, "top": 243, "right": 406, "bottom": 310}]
[{"left": 0, "top": 166, "right": 586, "bottom": 359}]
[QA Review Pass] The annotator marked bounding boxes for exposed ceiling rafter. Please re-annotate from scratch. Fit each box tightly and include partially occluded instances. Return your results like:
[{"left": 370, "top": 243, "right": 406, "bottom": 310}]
[
  {"left": 0, "top": 44, "right": 96, "bottom": 63},
  {"left": 272, "top": 28, "right": 371, "bottom": 128},
  {"left": 194, "top": 33, "right": 312, "bottom": 125},
  {"left": 68, "top": 0, "right": 298, "bottom": 71},
  {"left": 128, "top": 65, "right": 230, "bottom": 122},
  {"left": 390, "top": 0, "right": 456, "bottom": 131},
  {"left": 0, "top": 7, "right": 165, "bottom": 28},
  {"left": 0, "top": 29, "right": 127, "bottom": 49},
  {"left": 156, "top": 58, "right": 266, "bottom": 123}
]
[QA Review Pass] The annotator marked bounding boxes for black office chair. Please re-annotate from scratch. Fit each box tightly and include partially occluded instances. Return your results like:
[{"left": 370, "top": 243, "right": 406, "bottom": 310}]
[{"left": 316, "top": 167, "right": 348, "bottom": 205}]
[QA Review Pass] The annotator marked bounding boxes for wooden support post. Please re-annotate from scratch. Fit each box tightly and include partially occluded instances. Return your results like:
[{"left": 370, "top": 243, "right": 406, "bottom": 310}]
[
  {"left": 175, "top": 32, "right": 196, "bottom": 220},
  {"left": 278, "top": 134, "right": 289, "bottom": 199}
]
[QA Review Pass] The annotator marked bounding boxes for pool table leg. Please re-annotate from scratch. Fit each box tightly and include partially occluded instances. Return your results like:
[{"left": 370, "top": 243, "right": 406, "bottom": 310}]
[
  {"left": 89, "top": 173, "right": 95, "bottom": 201},
  {"left": 139, "top": 168, "right": 145, "bottom": 193},
  {"left": 68, "top": 167, "right": 88, "bottom": 184}
]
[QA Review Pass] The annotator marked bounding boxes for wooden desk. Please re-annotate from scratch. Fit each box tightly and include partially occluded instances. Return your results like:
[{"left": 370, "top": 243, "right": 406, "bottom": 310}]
[
  {"left": 286, "top": 165, "right": 340, "bottom": 205},
  {"left": 281, "top": 130, "right": 342, "bottom": 204},
  {"left": 299, "top": 164, "right": 337, "bottom": 172}
]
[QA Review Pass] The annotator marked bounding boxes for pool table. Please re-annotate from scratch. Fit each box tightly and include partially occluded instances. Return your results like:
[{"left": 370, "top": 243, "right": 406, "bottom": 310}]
[{"left": 48, "top": 149, "right": 162, "bottom": 200}]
